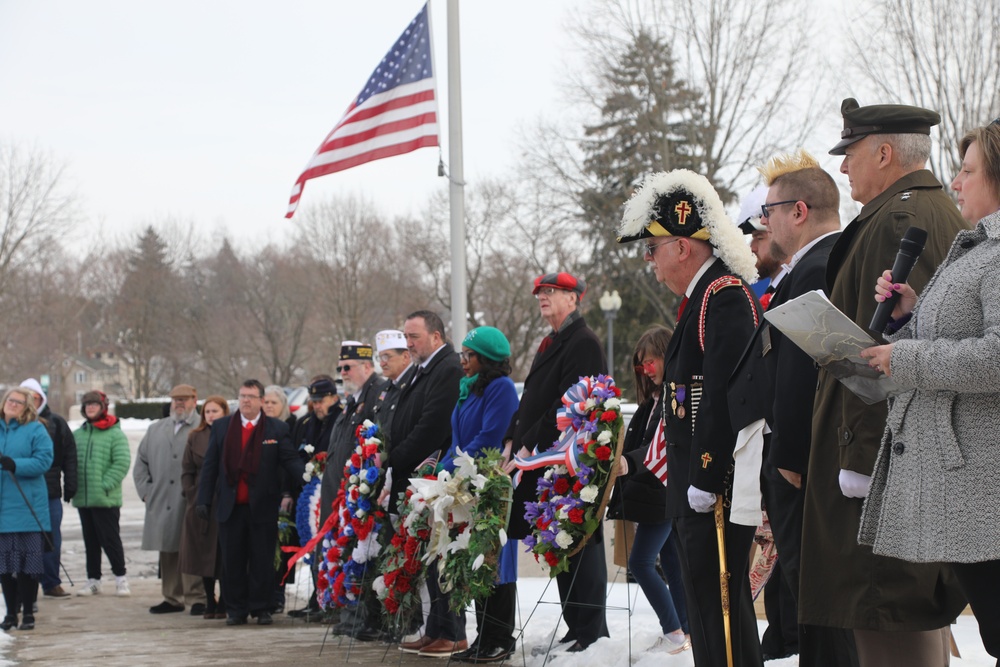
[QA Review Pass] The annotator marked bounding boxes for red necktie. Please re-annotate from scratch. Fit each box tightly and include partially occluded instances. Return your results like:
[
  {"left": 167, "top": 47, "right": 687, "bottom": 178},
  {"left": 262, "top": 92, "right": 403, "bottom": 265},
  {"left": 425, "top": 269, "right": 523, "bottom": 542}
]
[{"left": 676, "top": 296, "right": 688, "bottom": 321}]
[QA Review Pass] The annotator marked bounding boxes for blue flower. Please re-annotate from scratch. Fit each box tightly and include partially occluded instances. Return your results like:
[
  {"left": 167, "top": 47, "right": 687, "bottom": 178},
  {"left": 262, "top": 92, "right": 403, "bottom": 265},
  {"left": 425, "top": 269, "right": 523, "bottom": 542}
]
[
  {"left": 358, "top": 497, "right": 371, "bottom": 512},
  {"left": 365, "top": 467, "right": 380, "bottom": 484}
]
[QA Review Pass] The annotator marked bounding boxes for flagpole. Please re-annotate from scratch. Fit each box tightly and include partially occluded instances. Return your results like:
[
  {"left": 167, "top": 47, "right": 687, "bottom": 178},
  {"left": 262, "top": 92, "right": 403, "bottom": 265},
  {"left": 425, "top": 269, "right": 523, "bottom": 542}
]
[{"left": 446, "top": 0, "right": 467, "bottom": 343}]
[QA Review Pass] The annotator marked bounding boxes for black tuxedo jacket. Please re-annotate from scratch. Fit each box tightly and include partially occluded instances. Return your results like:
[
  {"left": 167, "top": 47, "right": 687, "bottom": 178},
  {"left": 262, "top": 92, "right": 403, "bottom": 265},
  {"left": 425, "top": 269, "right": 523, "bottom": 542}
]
[
  {"left": 662, "top": 258, "right": 761, "bottom": 517},
  {"left": 386, "top": 344, "right": 463, "bottom": 511},
  {"left": 197, "top": 414, "right": 304, "bottom": 525},
  {"left": 505, "top": 314, "right": 607, "bottom": 539}
]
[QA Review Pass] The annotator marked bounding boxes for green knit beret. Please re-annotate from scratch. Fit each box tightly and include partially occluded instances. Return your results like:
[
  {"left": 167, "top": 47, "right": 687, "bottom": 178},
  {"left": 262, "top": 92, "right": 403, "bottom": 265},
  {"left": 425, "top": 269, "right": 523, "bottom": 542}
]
[{"left": 462, "top": 326, "right": 511, "bottom": 362}]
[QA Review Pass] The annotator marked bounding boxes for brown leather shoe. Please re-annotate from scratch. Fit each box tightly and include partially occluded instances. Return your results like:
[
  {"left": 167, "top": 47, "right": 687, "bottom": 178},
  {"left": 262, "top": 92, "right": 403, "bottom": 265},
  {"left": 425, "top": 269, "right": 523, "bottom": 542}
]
[
  {"left": 399, "top": 635, "right": 434, "bottom": 654},
  {"left": 419, "top": 638, "right": 469, "bottom": 658}
]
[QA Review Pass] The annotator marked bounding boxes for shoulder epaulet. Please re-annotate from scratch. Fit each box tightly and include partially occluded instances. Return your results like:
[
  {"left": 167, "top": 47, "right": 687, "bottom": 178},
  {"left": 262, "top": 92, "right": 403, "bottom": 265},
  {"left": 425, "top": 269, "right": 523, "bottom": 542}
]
[{"left": 697, "top": 276, "right": 759, "bottom": 353}]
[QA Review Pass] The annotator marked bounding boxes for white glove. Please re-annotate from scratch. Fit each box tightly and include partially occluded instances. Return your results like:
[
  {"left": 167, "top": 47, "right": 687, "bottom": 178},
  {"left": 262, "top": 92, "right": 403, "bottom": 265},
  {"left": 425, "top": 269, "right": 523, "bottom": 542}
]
[
  {"left": 687, "top": 486, "right": 717, "bottom": 513},
  {"left": 838, "top": 469, "right": 872, "bottom": 498}
]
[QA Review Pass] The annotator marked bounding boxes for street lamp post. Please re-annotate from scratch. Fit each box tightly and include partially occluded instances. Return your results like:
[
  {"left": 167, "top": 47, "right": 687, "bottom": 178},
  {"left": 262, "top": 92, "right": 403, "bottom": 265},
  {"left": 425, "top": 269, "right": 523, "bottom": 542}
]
[{"left": 599, "top": 290, "right": 622, "bottom": 375}]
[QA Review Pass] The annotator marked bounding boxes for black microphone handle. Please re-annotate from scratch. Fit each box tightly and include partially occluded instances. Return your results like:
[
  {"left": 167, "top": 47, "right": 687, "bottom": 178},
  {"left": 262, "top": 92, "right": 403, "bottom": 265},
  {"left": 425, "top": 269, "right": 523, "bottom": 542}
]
[{"left": 869, "top": 241, "right": 925, "bottom": 334}]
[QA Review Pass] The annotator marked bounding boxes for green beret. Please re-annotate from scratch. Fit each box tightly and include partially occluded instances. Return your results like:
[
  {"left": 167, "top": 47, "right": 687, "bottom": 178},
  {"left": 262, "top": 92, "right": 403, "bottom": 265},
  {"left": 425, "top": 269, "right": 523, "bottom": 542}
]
[
  {"left": 830, "top": 97, "right": 940, "bottom": 155},
  {"left": 462, "top": 326, "right": 511, "bottom": 362}
]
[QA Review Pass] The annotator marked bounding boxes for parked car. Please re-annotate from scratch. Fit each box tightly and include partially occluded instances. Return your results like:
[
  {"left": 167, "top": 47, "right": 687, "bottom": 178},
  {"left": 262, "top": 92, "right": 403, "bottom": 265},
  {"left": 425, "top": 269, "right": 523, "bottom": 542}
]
[{"left": 286, "top": 386, "right": 310, "bottom": 418}]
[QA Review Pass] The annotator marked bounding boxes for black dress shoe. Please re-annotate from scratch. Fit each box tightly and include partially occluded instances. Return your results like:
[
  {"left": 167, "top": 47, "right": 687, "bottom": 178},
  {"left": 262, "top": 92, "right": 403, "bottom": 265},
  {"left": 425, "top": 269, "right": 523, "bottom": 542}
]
[
  {"left": 272, "top": 602, "right": 284, "bottom": 614},
  {"left": 226, "top": 614, "right": 248, "bottom": 626},
  {"left": 19, "top": 615, "right": 35, "bottom": 631},
  {"left": 1, "top": 615, "right": 17, "bottom": 631},
  {"left": 189, "top": 603, "right": 206, "bottom": 616},
  {"left": 465, "top": 644, "right": 514, "bottom": 664},
  {"left": 256, "top": 611, "right": 273, "bottom": 625},
  {"left": 565, "top": 641, "right": 587, "bottom": 653},
  {"left": 149, "top": 601, "right": 185, "bottom": 614},
  {"left": 453, "top": 639, "right": 482, "bottom": 661},
  {"left": 351, "top": 625, "right": 383, "bottom": 642},
  {"left": 557, "top": 633, "right": 576, "bottom": 644}
]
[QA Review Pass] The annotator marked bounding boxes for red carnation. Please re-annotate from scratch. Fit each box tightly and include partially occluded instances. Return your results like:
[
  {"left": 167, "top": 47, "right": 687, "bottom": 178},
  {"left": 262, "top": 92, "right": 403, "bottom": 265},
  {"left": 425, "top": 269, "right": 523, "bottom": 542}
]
[
  {"left": 351, "top": 453, "right": 362, "bottom": 468},
  {"left": 572, "top": 481, "right": 584, "bottom": 494},
  {"left": 384, "top": 570, "right": 398, "bottom": 587},
  {"left": 588, "top": 411, "right": 599, "bottom": 422},
  {"left": 385, "top": 597, "right": 399, "bottom": 613},
  {"left": 536, "top": 517, "right": 548, "bottom": 529},
  {"left": 613, "top": 386, "right": 622, "bottom": 397},
  {"left": 596, "top": 446, "right": 612, "bottom": 461},
  {"left": 404, "top": 558, "right": 421, "bottom": 574},
  {"left": 544, "top": 551, "right": 560, "bottom": 566},
  {"left": 404, "top": 538, "right": 419, "bottom": 558},
  {"left": 600, "top": 410, "right": 617, "bottom": 423},
  {"left": 396, "top": 576, "right": 412, "bottom": 593},
  {"left": 391, "top": 534, "right": 404, "bottom": 548},
  {"left": 363, "top": 444, "right": 378, "bottom": 458},
  {"left": 336, "top": 534, "right": 350, "bottom": 547},
  {"left": 417, "top": 529, "right": 430, "bottom": 540},
  {"left": 569, "top": 508, "right": 585, "bottom": 524},
  {"left": 326, "top": 547, "right": 341, "bottom": 562},
  {"left": 315, "top": 451, "right": 327, "bottom": 462},
  {"left": 553, "top": 478, "right": 570, "bottom": 495}
]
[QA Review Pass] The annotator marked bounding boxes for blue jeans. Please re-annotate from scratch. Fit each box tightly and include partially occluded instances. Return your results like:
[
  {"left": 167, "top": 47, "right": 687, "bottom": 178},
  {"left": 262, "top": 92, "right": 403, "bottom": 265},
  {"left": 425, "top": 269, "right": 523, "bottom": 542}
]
[
  {"left": 629, "top": 520, "right": 688, "bottom": 635},
  {"left": 40, "top": 497, "right": 63, "bottom": 591}
]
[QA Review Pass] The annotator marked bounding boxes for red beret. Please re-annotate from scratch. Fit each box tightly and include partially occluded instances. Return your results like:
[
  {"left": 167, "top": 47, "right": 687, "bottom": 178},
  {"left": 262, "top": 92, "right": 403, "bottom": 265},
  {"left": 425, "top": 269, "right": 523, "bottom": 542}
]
[{"left": 532, "top": 272, "right": 587, "bottom": 298}]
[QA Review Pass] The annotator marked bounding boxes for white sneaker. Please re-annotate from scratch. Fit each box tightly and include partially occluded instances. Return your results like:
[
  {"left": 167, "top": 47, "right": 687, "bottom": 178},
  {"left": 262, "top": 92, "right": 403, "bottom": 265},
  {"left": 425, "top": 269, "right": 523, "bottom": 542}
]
[
  {"left": 76, "top": 579, "right": 102, "bottom": 596},
  {"left": 115, "top": 578, "right": 131, "bottom": 597},
  {"left": 650, "top": 632, "right": 691, "bottom": 655}
]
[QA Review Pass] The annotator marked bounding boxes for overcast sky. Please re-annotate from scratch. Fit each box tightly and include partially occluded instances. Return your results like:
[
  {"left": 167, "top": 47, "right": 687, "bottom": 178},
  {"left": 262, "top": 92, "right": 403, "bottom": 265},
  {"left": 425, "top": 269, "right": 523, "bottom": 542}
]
[{"left": 0, "top": 1, "right": 584, "bottom": 249}]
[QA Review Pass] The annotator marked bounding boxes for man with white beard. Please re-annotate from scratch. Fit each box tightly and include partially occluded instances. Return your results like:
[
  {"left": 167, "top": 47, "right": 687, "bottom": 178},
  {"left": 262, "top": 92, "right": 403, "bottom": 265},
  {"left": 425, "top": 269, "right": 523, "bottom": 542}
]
[{"left": 134, "top": 384, "right": 207, "bottom": 614}]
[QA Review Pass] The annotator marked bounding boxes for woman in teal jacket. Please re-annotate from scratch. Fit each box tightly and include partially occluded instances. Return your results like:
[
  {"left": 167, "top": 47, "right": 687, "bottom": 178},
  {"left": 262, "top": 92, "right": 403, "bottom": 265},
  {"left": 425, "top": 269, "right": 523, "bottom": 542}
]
[
  {"left": 71, "top": 390, "right": 131, "bottom": 598},
  {"left": 0, "top": 386, "right": 54, "bottom": 632}
]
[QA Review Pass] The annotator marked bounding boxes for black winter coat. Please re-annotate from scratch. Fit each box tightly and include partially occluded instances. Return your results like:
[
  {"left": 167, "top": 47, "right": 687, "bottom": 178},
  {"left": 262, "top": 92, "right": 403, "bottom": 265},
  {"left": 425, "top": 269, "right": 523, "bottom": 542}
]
[
  {"left": 40, "top": 406, "right": 77, "bottom": 501},
  {"left": 505, "top": 315, "right": 607, "bottom": 539},
  {"left": 606, "top": 397, "right": 669, "bottom": 523}
]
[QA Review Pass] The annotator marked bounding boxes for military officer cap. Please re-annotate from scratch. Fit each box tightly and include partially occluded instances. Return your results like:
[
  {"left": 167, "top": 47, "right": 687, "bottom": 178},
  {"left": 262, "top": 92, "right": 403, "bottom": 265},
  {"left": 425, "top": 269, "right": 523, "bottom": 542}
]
[
  {"left": 829, "top": 97, "right": 941, "bottom": 156},
  {"left": 616, "top": 169, "right": 759, "bottom": 283}
]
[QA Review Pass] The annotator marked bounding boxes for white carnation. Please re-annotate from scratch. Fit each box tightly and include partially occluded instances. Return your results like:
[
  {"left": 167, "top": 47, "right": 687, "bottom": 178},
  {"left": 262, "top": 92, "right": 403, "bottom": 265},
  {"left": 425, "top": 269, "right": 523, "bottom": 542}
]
[
  {"left": 579, "top": 485, "right": 599, "bottom": 503},
  {"left": 304, "top": 444, "right": 315, "bottom": 454},
  {"left": 349, "top": 474, "right": 359, "bottom": 485},
  {"left": 362, "top": 419, "right": 375, "bottom": 429},
  {"left": 555, "top": 530, "right": 574, "bottom": 549},
  {"left": 604, "top": 397, "right": 621, "bottom": 410},
  {"left": 302, "top": 472, "right": 311, "bottom": 482},
  {"left": 359, "top": 483, "right": 371, "bottom": 495},
  {"left": 373, "top": 576, "right": 387, "bottom": 597},
  {"left": 597, "top": 430, "right": 612, "bottom": 445},
  {"left": 557, "top": 507, "right": 569, "bottom": 520},
  {"left": 544, "top": 469, "right": 553, "bottom": 480},
  {"left": 584, "top": 398, "right": 596, "bottom": 411},
  {"left": 554, "top": 465, "right": 568, "bottom": 476},
  {"left": 305, "top": 462, "right": 315, "bottom": 473}
]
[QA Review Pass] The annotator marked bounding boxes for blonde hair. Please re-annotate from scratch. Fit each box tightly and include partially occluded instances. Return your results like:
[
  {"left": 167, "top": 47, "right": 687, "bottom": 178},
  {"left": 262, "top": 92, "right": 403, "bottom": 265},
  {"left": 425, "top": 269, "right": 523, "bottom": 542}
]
[
  {"left": 960, "top": 122, "right": 1000, "bottom": 203},
  {"left": 3, "top": 387, "right": 39, "bottom": 426},
  {"left": 758, "top": 149, "right": 821, "bottom": 186}
]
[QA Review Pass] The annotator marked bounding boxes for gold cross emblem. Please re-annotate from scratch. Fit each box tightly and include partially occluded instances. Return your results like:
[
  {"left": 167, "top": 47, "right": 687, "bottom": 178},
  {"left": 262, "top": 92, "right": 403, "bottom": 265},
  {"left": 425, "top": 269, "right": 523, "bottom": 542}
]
[
  {"left": 700, "top": 452, "right": 713, "bottom": 469},
  {"left": 675, "top": 200, "right": 692, "bottom": 225}
]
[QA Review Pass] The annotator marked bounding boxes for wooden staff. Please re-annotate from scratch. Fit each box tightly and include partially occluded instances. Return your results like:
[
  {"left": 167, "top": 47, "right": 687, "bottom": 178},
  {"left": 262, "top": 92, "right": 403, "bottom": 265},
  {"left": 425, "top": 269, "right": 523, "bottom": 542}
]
[{"left": 714, "top": 495, "right": 733, "bottom": 667}]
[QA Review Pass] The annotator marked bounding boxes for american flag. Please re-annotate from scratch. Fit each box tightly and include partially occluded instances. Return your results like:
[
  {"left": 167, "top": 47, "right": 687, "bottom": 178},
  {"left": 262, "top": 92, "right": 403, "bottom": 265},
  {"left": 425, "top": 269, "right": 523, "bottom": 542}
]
[
  {"left": 285, "top": 3, "right": 439, "bottom": 218},
  {"left": 643, "top": 418, "right": 668, "bottom": 485}
]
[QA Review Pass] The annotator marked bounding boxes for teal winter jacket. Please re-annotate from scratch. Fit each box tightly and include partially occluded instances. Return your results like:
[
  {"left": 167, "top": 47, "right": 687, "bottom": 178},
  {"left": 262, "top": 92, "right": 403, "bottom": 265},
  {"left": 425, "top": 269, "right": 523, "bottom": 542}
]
[{"left": 0, "top": 419, "right": 53, "bottom": 533}]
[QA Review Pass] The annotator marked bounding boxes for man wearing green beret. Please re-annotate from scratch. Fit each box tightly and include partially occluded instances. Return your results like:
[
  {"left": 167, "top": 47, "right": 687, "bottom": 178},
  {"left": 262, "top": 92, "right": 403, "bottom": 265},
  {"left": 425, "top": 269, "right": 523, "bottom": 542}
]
[{"left": 801, "top": 98, "right": 969, "bottom": 664}]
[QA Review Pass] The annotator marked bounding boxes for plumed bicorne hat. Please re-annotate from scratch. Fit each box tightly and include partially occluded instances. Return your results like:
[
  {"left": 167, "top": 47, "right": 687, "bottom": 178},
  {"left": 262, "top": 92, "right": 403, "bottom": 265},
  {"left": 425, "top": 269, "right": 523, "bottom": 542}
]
[{"left": 616, "top": 169, "right": 758, "bottom": 283}]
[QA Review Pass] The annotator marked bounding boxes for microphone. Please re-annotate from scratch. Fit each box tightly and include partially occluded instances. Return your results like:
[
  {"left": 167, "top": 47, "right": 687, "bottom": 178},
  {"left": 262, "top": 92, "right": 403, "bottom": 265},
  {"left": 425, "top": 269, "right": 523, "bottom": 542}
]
[{"left": 869, "top": 226, "right": 928, "bottom": 334}]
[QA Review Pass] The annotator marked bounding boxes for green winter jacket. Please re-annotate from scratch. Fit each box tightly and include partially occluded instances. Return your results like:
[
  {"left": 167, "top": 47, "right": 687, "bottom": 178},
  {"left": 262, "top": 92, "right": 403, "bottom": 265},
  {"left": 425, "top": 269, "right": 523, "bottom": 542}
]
[{"left": 72, "top": 419, "right": 131, "bottom": 508}]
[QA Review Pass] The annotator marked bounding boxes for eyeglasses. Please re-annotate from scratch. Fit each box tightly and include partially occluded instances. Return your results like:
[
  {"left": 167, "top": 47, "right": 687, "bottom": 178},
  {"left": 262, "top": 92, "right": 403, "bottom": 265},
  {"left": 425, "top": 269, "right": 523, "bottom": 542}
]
[
  {"left": 4, "top": 397, "right": 25, "bottom": 407},
  {"left": 378, "top": 353, "right": 398, "bottom": 364},
  {"left": 337, "top": 364, "right": 356, "bottom": 373},
  {"left": 534, "top": 286, "right": 564, "bottom": 297},
  {"left": 237, "top": 393, "right": 261, "bottom": 401},
  {"left": 459, "top": 350, "right": 477, "bottom": 363},
  {"left": 634, "top": 359, "right": 658, "bottom": 373},
  {"left": 761, "top": 200, "right": 809, "bottom": 218},
  {"left": 643, "top": 237, "right": 681, "bottom": 257}
]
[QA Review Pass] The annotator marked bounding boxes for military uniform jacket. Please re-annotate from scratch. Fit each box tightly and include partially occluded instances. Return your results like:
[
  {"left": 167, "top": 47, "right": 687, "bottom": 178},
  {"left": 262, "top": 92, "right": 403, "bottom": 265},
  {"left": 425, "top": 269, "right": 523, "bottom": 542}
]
[
  {"left": 372, "top": 365, "right": 414, "bottom": 441},
  {"left": 505, "top": 314, "right": 606, "bottom": 540},
  {"left": 800, "top": 169, "right": 969, "bottom": 630},
  {"left": 320, "top": 373, "right": 387, "bottom": 523},
  {"left": 661, "top": 258, "right": 760, "bottom": 519}
]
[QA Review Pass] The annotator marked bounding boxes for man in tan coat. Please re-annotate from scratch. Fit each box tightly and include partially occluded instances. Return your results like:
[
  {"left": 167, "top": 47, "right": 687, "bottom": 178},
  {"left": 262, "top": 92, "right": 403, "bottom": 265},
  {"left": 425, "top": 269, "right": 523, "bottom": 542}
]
[
  {"left": 134, "top": 384, "right": 207, "bottom": 614},
  {"left": 800, "top": 99, "right": 968, "bottom": 665}
]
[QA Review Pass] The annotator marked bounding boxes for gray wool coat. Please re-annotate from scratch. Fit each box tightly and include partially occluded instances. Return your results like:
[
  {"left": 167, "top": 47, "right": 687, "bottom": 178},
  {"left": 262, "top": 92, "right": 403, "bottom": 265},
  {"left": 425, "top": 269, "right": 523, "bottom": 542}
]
[
  {"left": 134, "top": 412, "right": 198, "bottom": 552},
  {"left": 860, "top": 209, "right": 1000, "bottom": 563}
]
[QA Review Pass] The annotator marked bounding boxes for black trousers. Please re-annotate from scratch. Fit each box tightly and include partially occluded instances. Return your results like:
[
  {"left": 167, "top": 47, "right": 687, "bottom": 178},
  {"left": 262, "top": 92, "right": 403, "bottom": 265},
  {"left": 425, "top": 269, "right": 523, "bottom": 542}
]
[
  {"left": 474, "top": 582, "right": 516, "bottom": 649},
  {"left": 77, "top": 507, "right": 126, "bottom": 579},
  {"left": 218, "top": 504, "right": 277, "bottom": 618},
  {"left": 763, "top": 463, "right": 859, "bottom": 667},
  {"left": 675, "top": 511, "right": 761, "bottom": 667},
  {"left": 425, "top": 561, "right": 466, "bottom": 641},
  {"left": 953, "top": 559, "right": 1000, "bottom": 659},
  {"left": 555, "top": 525, "right": 609, "bottom": 648},
  {"left": 761, "top": 560, "right": 798, "bottom": 657}
]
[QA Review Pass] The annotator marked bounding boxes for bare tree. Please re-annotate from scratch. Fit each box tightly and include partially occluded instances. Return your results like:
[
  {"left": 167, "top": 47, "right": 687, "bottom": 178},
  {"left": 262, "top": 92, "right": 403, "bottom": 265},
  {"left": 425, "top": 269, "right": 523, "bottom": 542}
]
[
  {"left": 0, "top": 143, "right": 76, "bottom": 296},
  {"left": 848, "top": 0, "right": 1000, "bottom": 185}
]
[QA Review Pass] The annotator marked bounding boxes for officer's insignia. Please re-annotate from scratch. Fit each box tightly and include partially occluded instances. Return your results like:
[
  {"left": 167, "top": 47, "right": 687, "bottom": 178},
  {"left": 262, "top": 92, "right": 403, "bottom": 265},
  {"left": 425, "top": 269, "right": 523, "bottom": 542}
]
[{"left": 900, "top": 191, "right": 911, "bottom": 201}]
